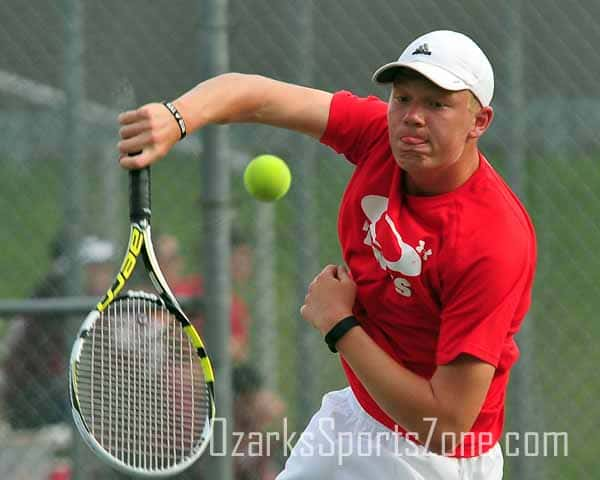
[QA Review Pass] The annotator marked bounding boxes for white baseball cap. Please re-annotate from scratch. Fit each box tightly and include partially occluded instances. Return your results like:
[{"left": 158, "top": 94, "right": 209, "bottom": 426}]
[
  {"left": 79, "top": 236, "right": 115, "bottom": 265},
  {"left": 372, "top": 30, "right": 494, "bottom": 107}
]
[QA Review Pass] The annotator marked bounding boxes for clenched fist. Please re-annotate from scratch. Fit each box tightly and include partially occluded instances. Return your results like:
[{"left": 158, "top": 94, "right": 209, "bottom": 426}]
[{"left": 300, "top": 264, "right": 357, "bottom": 336}]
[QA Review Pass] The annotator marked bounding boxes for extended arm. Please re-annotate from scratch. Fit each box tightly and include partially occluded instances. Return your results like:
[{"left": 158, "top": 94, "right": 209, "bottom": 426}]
[{"left": 118, "top": 73, "right": 332, "bottom": 168}]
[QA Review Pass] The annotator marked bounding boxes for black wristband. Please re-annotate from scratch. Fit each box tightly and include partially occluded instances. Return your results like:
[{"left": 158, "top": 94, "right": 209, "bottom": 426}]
[
  {"left": 162, "top": 101, "right": 187, "bottom": 140},
  {"left": 324, "top": 316, "right": 360, "bottom": 353}
]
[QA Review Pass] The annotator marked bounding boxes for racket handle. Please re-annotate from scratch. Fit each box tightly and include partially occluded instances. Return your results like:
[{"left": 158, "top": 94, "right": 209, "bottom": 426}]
[{"left": 129, "top": 167, "right": 151, "bottom": 222}]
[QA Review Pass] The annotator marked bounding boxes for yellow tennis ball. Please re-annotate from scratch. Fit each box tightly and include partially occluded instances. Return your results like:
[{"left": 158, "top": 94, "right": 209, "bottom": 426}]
[{"left": 243, "top": 154, "right": 291, "bottom": 202}]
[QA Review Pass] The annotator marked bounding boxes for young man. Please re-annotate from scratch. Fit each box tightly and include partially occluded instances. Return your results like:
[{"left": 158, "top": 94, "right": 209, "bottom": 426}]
[{"left": 118, "top": 30, "right": 536, "bottom": 479}]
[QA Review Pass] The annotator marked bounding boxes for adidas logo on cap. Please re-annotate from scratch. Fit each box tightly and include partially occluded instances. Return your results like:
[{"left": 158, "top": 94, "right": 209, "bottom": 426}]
[{"left": 412, "top": 43, "right": 431, "bottom": 56}]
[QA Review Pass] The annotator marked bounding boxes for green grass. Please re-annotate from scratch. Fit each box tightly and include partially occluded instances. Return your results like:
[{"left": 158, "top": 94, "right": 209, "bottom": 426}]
[{"left": 0, "top": 159, "right": 62, "bottom": 297}]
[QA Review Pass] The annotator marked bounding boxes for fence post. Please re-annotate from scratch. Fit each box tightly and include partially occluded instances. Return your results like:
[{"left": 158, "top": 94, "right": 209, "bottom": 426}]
[
  {"left": 293, "top": 0, "right": 320, "bottom": 428},
  {"left": 200, "top": 0, "right": 233, "bottom": 478},
  {"left": 254, "top": 203, "right": 278, "bottom": 390},
  {"left": 503, "top": 1, "right": 544, "bottom": 478},
  {"left": 63, "top": 0, "right": 84, "bottom": 478}
]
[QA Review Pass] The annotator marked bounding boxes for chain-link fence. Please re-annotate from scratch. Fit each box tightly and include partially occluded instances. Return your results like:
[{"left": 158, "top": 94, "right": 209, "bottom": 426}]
[{"left": 0, "top": 0, "right": 598, "bottom": 478}]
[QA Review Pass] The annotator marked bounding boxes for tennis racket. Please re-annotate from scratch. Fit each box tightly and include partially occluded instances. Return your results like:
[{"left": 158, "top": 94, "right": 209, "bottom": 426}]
[{"left": 69, "top": 166, "right": 215, "bottom": 477}]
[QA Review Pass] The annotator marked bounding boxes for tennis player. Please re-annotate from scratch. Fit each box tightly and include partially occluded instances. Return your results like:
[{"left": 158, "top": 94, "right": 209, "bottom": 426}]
[{"left": 118, "top": 30, "right": 536, "bottom": 479}]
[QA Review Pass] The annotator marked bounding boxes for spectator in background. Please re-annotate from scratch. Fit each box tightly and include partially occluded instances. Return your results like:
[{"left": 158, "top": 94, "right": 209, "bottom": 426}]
[
  {"left": 1, "top": 234, "right": 115, "bottom": 429},
  {"left": 156, "top": 230, "right": 251, "bottom": 363},
  {"left": 230, "top": 227, "right": 255, "bottom": 361},
  {"left": 156, "top": 231, "right": 287, "bottom": 479},
  {"left": 78, "top": 236, "right": 116, "bottom": 297},
  {"left": 233, "top": 365, "right": 286, "bottom": 480}
]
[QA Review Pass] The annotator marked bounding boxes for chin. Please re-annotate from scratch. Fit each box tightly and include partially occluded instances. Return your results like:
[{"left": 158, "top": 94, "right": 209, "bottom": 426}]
[{"left": 393, "top": 151, "right": 431, "bottom": 171}]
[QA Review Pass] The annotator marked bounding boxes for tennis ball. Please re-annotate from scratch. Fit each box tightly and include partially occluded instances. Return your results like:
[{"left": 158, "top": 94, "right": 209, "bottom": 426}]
[{"left": 243, "top": 154, "right": 291, "bottom": 202}]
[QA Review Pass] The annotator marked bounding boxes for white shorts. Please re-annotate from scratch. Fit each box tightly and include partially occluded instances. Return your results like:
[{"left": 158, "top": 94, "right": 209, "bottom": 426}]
[{"left": 276, "top": 387, "right": 503, "bottom": 480}]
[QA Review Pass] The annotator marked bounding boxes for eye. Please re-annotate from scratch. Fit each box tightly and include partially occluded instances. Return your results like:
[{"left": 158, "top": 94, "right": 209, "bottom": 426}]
[
  {"left": 394, "top": 95, "right": 410, "bottom": 104},
  {"left": 429, "top": 100, "right": 445, "bottom": 109}
]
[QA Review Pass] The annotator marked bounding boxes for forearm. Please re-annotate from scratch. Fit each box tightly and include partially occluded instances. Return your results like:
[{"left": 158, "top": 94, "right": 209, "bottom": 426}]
[
  {"left": 171, "top": 73, "right": 264, "bottom": 131},
  {"left": 118, "top": 73, "right": 330, "bottom": 169},
  {"left": 336, "top": 327, "right": 464, "bottom": 452},
  {"left": 172, "top": 73, "right": 330, "bottom": 138}
]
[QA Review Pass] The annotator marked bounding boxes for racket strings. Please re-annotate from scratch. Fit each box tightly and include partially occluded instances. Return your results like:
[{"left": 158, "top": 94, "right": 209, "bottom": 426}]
[{"left": 76, "top": 297, "right": 210, "bottom": 472}]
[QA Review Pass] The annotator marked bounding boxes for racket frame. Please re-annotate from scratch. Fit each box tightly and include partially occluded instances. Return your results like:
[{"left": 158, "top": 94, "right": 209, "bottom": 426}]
[{"left": 69, "top": 169, "right": 215, "bottom": 477}]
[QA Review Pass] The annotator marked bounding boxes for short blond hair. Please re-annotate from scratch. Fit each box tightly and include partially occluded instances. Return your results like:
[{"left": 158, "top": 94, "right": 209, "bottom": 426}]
[{"left": 468, "top": 92, "right": 482, "bottom": 113}]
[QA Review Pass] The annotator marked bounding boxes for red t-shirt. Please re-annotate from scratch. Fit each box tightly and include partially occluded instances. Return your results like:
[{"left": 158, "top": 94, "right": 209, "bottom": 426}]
[{"left": 320, "top": 91, "right": 537, "bottom": 457}]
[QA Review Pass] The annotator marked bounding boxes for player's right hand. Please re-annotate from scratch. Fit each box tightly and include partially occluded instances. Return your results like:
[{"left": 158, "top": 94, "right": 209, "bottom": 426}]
[{"left": 118, "top": 102, "right": 181, "bottom": 169}]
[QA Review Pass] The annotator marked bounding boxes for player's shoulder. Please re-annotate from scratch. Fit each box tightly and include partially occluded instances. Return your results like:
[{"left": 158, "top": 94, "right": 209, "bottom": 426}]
[
  {"left": 454, "top": 158, "right": 536, "bottom": 258},
  {"left": 332, "top": 90, "right": 388, "bottom": 122},
  {"left": 323, "top": 91, "right": 390, "bottom": 163}
]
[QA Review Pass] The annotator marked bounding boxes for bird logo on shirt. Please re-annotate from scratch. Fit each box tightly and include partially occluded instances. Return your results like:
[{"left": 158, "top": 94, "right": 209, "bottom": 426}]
[{"left": 361, "top": 195, "right": 432, "bottom": 296}]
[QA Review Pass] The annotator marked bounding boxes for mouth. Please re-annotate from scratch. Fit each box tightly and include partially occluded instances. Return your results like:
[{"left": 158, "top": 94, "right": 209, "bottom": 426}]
[
  {"left": 400, "top": 136, "right": 428, "bottom": 146},
  {"left": 396, "top": 136, "right": 430, "bottom": 156}
]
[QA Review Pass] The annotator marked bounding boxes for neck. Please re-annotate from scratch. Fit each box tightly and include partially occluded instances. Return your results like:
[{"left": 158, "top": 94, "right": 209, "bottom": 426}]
[{"left": 403, "top": 147, "right": 480, "bottom": 196}]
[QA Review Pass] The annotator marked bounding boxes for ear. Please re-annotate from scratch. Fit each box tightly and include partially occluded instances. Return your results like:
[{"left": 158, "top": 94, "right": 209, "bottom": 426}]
[{"left": 468, "top": 106, "right": 494, "bottom": 140}]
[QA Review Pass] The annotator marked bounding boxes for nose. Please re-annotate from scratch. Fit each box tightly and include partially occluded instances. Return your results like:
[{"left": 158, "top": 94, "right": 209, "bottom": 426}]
[{"left": 403, "top": 103, "right": 425, "bottom": 127}]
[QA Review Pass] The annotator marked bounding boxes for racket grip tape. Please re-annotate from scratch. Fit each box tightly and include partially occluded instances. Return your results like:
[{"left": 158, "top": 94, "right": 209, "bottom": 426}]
[{"left": 129, "top": 167, "right": 151, "bottom": 222}]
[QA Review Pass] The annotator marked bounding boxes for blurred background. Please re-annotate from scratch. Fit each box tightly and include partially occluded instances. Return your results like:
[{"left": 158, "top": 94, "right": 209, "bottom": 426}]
[{"left": 0, "top": 0, "right": 598, "bottom": 478}]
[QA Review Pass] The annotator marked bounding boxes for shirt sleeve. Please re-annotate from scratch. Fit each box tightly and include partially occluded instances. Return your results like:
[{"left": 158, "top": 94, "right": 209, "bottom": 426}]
[
  {"left": 319, "top": 90, "right": 388, "bottom": 166},
  {"left": 436, "top": 229, "right": 534, "bottom": 368}
]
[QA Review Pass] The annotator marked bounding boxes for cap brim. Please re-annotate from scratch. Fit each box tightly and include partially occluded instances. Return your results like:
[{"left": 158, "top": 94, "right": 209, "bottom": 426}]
[{"left": 372, "top": 61, "right": 470, "bottom": 92}]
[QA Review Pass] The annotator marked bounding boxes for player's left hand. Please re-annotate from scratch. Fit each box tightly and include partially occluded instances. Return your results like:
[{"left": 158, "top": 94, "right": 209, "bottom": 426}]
[{"left": 300, "top": 264, "right": 356, "bottom": 336}]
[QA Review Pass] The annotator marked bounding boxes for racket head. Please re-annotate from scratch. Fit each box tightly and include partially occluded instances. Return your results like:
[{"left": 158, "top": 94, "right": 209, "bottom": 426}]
[
  {"left": 70, "top": 291, "right": 214, "bottom": 477},
  {"left": 69, "top": 223, "right": 215, "bottom": 477}
]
